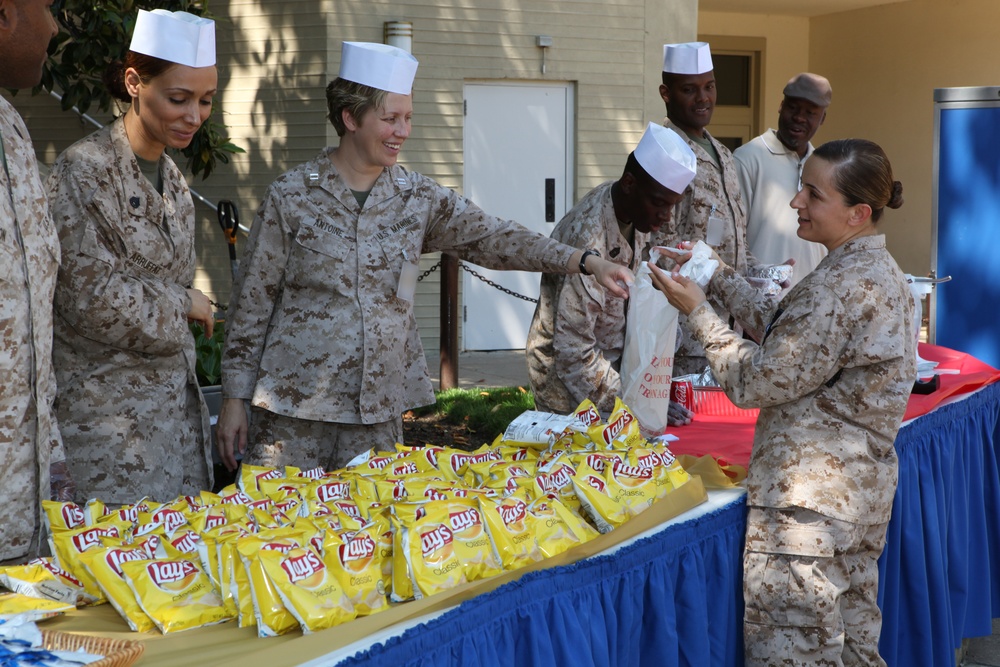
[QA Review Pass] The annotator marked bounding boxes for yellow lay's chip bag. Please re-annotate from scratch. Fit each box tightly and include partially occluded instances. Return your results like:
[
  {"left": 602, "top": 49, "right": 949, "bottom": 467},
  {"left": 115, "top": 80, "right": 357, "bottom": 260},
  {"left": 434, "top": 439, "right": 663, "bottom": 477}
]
[
  {"left": 239, "top": 464, "right": 285, "bottom": 499},
  {"left": 571, "top": 460, "right": 671, "bottom": 532},
  {"left": 0, "top": 560, "right": 85, "bottom": 607},
  {"left": 626, "top": 446, "right": 691, "bottom": 493},
  {"left": 588, "top": 398, "right": 644, "bottom": 450},
  {"left": 382, "top": 450, "right": 437, "bottom": 477},
  {"left": 121, "top": 557, "right": 232, "bottom": 633},
  {"left": 50, "top": 523, "right": 129, "bottom": 603},
  {"left": 527, "top": 496, "right": 599, "bottom": 557},
  {"left": 324, "top": 525, "right": 388, "bottom": 617},
  {"left": 477, "top": 494, "right": 540, "bottom": 570},
  {"left": 258, "top": 546, "right": 356, "bottom": 634},
  {"left": 401, "top": 498, "right": 502, "bottom": 599},
  {"left": 0, "top": 592, "right": 75, "bottom": 622},
  {"left": 236, "top": 530, "right": 309, "bottom": 635},
  {"left": 78, "top": 543, "right": 157, "bottom": 632},
  {"left": 42, "top": 500, "right": 86, "bottom": 533}
]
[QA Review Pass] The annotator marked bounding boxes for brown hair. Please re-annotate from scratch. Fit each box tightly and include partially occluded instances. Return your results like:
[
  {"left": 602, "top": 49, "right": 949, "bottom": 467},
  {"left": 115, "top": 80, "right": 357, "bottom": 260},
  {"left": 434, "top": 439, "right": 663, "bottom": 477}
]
[
  {"left": 103, "top": 51, "right": 176, "bottom": 103},
  {"left": 812, "top": 138, "right": 904, "bottom": 223},
  {"left": 325, "top": 78, "right": 389, "bottom": 137}
]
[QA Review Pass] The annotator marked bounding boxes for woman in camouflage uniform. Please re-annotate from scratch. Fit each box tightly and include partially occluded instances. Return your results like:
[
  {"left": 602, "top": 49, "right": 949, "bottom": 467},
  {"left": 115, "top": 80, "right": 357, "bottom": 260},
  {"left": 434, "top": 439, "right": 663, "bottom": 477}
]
[
  {"left": 217, "top": 42, "right": 634, "bottom": 474},
  {"left": 650, "top": 139, "right": 915, "bottom": 667},
  {"left": 45, "top": 11, "right": 217, "bottom": 504}
]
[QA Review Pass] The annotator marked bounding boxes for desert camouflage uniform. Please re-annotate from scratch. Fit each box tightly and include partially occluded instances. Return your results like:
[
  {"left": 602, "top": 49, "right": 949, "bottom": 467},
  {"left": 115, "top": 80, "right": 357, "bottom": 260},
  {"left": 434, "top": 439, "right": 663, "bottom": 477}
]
[
  {"left": 46, "top": 117, "right": 212, "bottom": 505},
  {"left": 653, "top": 118, "right": 764, "bottom": 375},
  {"left": 0, "top": 98, "right": 65, "bottom": 561},
  {"left": 223, "top": 150, "right": 575, "bottom": 467},
  {"left": 526, "top": 182, "right": 647, "bottom": 415},
  {"left": 685, "top": 234, "right": 915, "bottom": 666}
]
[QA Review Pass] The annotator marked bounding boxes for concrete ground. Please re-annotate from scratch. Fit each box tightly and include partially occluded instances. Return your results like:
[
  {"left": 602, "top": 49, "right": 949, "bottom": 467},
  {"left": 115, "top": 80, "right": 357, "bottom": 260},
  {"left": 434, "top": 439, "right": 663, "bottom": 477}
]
[
  {"left": 424, "top": 349, "right": 530, "bottom": 390},
  {"left": 963, "top": 620, "right": 1000, "bottom": 666}
]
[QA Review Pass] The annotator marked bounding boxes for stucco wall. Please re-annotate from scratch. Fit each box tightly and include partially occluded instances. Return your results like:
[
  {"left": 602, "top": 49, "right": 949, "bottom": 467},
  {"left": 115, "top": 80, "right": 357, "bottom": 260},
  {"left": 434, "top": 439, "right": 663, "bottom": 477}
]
[
  {"left": 810, "top": 0, "right": 999, "bottom": 276},
  {"left": 698, "top": 11, "right": 811, "bottom": 135}
]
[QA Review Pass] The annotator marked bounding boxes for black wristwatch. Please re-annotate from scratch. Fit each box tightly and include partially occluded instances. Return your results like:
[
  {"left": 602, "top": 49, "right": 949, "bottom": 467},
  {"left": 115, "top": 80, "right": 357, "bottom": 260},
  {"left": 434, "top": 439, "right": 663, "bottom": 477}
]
[{"left": 579, "top": 249, "right": 601, "bottom": 275}]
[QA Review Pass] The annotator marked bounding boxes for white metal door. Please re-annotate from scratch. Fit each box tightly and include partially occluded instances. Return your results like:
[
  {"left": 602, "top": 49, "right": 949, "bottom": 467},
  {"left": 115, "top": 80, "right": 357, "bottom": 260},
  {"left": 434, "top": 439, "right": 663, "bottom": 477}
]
[{"left": 462, "top": 82, "right": 574, "bottom": 350}]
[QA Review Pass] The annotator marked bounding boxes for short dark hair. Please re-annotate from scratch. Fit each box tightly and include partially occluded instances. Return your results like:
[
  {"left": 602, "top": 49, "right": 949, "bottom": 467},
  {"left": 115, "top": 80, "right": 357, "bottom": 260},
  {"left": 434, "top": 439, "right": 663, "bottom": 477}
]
[
  {"left": 813, "top": 139, "right": 903, "bottom": 223},
  {"left": 326, "top": 78, "right": 389, "bottom": 137}
]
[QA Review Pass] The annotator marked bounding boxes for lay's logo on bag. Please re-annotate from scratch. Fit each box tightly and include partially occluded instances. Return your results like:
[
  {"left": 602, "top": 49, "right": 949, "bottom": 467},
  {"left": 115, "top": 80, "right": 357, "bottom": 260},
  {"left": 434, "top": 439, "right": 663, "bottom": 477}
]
[
  {"left": 365, "top": 455, "right": 394, "bottom": 471},
  {"left": 170, "top": 532, "right": 199, "bottom": 553},
  {"left": 339, "top": 533, "right": 376, "bottom": 566},
  {"left": 586, "top": 454, "right": 612, "bottom": 473},
  {"left": 105, "top": 547, "right": 150, "bottom": 577},
  {"left": 29, "top": 558, "right": 83, "bottom": 586},
  {"left": 146, "top": 560, "right": 198, "bottom": 590},
  {"left": 575, "top": 404, "right": 601, "bottom": 426},
  {"left": 254, "top": 468, "right": 282, "bottom": 486},
  {"left": 222, "top": 490, "right": 254, "bottom": 505},
  {"left": 391, "top": 461, "right": 418, "bottom": 476},
  {"left": 499, "top": 501, "right": 527, "bottom": 527},
  {"left": 635, "top": 451, "right": 663, "bottom": 468},
  {"left": 546, "top": 464, "right": 574, "bottom": 491},
  {"left": 280, "top": 550, "right": 325, "bottom": 585},
  {"left": 449, "top": 450, "right": 499, "bottom": 471},
  {"left": 602, "top": 411, "right": 634, "bottom": 443},
  {"left": 584, "top": 475, "right": 607, "bottom": 493},
  {"left": 317, "top": 481, "right": 351, "bottom": 503},
  {"left": 152, "top": 508, "right": 187, "bottom": 533},
  {"left": 424, "top": 488, "right": 448, "bottom": 502},
  {"left": 71, "top": 526, "right": 120, "bottom": 553},
  {"left": 448, "top": 508, "right": 482, "bottom": 535},
  {"left": 420, "top": 524, "right": 453, "bottom": 558},
  {"left": 61, "top": 504, "right": 85, "bottom": 529},
  {"left": 204, "top": 512, "right": 227, "bottom": 530},
  {"left": 613, "top": 460, "right": 652, "bottom": 480},
  {"left": 334, "top": 501, "right": 362, "bottom": 520}
]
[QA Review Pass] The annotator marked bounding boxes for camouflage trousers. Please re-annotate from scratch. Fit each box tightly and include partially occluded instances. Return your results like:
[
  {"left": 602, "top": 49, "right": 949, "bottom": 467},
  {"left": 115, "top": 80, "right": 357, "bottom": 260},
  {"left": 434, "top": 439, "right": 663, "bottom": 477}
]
[
  {"left": 743, "top": 505, "right": 889, "bottom": 667},
  {"left": 245, "top": 407, "right": 403, "bottom": 474}
]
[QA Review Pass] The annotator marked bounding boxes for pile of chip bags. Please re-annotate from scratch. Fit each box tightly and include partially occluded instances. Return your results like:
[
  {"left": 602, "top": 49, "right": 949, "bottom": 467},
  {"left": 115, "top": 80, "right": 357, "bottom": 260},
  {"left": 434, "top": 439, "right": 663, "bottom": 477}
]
[{"left": 0, "top": 398, "right": 692, "bottom": 637}]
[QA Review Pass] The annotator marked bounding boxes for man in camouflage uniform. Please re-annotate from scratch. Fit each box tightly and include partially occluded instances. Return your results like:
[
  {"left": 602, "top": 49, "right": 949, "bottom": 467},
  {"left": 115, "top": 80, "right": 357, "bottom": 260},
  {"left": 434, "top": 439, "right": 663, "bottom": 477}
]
[
  {"left": 0, "top": 0, "right": 72, "bottom": 562},
  {"left": 526, "top": 124, "right": 694, "bottom": 417},
  {"left": 652, "top": 139, "right": 915, "bottom": 666},
  {"left": 653, "top": 42, "right": 780, "bottom": 375}
]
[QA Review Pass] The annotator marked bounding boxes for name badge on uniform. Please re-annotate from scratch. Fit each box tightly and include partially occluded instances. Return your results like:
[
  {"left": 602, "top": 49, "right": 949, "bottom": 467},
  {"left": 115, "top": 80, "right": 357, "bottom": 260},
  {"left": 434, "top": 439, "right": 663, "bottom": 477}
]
[
  {"left": 706, "top": 213, "right": 726, "bottom": 247},
  {"left": 397, "top": 260, "right": 420, "bottom": 302}
]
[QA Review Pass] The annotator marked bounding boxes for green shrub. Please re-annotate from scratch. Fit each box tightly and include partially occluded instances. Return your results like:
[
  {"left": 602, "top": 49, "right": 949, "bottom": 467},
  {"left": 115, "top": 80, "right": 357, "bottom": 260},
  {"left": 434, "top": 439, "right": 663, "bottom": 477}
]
[{"left": 190, "top": 320, "right": 225, "bottom": 387}]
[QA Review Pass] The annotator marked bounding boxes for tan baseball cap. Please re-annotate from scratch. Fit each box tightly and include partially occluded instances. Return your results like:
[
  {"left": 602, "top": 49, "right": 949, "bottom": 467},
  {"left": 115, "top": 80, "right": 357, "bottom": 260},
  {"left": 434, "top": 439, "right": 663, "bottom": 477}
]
[{"left": 783, "top": 73, "right": 832, "bottom": 108}]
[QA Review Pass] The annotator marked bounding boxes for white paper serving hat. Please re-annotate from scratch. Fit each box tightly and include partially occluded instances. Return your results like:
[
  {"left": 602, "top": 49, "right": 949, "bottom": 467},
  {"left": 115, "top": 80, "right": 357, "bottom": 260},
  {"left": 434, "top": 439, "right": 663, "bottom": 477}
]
[
  {"left": 662, "top": 42, "right": 713, "bottom": 75},
  {"left": 130, "top": 9, "right": 216, "bottom": 68},
  {"left": 634, "top": 123, "right": 697, "bottom": 193},
  {"left": 339, "top": 42, "right": 419, "bottom": 95}
]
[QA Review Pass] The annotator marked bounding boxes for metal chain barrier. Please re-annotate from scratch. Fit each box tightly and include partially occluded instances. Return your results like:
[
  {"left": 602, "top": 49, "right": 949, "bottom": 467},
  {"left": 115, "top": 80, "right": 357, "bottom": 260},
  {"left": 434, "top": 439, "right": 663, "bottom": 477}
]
[{"left": 415, "top": 259, "right": 539, "bottom": 303}]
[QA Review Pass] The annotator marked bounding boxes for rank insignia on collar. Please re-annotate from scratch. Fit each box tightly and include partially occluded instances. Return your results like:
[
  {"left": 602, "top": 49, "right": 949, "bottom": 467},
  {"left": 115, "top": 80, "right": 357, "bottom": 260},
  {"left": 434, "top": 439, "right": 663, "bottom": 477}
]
[{"left": 129, "top": 196, "right": 141, "bottom": 209}]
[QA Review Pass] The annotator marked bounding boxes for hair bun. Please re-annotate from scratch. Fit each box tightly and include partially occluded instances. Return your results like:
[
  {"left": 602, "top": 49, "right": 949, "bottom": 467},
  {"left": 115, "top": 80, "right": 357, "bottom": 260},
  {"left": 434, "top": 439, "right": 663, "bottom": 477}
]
[
  {"left": 887, "top": 181, "right": 904, "bottom": 209},
  {"left": 102, "top": 59, "right": 130, "bottom": 103}
]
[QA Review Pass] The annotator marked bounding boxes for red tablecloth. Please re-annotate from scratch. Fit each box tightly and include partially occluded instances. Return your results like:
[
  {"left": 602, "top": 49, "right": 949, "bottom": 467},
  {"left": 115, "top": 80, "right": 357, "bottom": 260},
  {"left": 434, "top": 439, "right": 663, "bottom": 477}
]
[{"left": 666, "top": 343, "right": 1000, "bottom": 468}]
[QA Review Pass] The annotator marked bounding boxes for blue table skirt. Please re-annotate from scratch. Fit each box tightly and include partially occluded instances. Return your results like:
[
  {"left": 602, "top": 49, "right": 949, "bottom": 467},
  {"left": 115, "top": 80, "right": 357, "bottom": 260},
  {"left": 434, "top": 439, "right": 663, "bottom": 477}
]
[
  {"left": 878, "top": 380, "right": 1000, "bottom": 666},
  {"left": 339, "top": 382, "right": 1000, "bottom": 667}
]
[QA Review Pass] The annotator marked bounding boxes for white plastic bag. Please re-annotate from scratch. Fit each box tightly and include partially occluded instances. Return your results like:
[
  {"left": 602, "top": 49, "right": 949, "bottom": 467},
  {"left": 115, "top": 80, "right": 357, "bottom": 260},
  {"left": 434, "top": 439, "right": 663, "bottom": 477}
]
[{"left": 620, "top": 251, "right": 679, "bottom": 436}]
